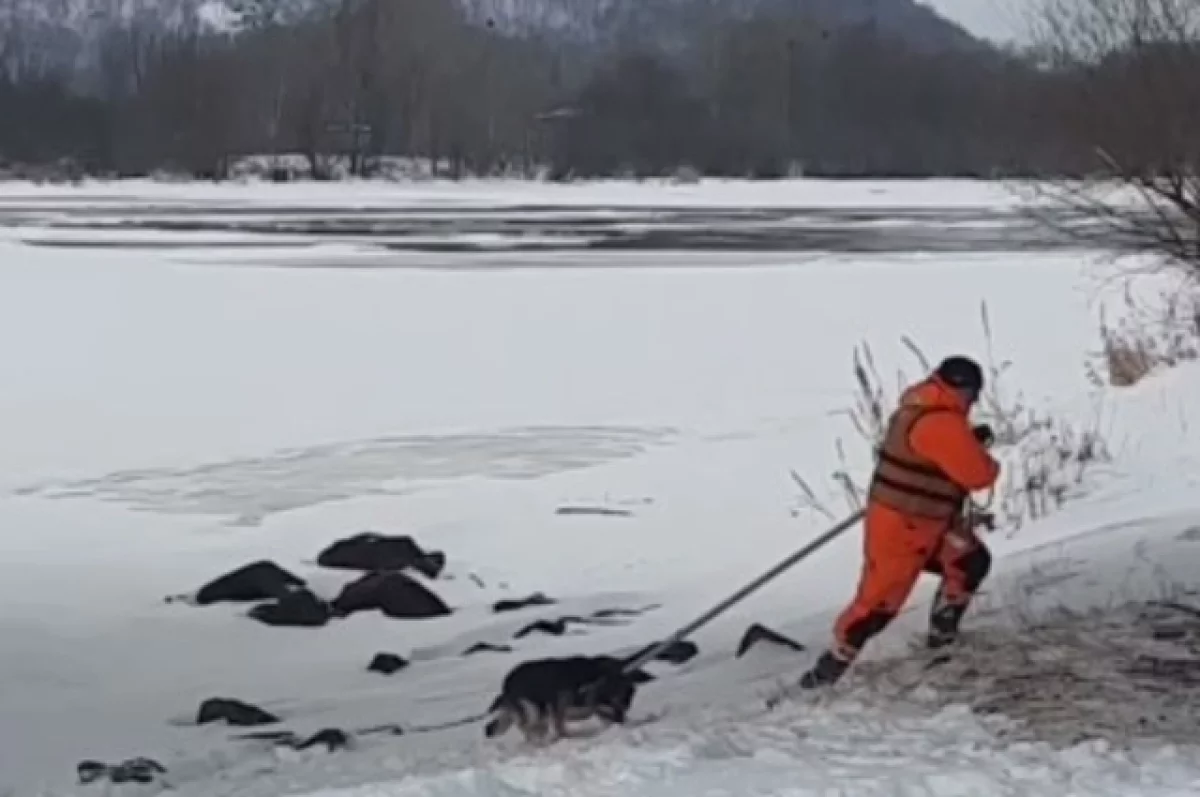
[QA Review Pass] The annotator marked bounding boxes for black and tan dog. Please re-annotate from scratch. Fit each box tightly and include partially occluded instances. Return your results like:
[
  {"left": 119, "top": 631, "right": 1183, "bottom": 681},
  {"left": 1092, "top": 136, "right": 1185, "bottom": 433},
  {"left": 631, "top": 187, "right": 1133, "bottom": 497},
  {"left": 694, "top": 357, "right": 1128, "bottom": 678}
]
[{"left": 483, "top": 655, "right": 654, "bottom": 743}]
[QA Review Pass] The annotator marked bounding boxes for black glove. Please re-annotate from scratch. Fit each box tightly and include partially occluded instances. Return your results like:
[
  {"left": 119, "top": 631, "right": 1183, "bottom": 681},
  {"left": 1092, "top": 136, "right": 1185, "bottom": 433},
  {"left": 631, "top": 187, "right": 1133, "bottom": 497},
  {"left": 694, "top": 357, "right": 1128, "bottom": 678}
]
[
  {"left": 968, "top": 509, "right": 997, "bottom": 533},
  {"left": 972, "top": 423, "right": 995, "bottom": 447}
]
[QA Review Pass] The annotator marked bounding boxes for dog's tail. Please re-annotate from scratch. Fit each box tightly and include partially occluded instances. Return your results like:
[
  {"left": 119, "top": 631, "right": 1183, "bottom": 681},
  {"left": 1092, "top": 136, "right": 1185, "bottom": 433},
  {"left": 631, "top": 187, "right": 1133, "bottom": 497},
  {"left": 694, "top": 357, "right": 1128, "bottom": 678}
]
[{"left": 483, "top": 694, "right": 515, "bottom": 739}]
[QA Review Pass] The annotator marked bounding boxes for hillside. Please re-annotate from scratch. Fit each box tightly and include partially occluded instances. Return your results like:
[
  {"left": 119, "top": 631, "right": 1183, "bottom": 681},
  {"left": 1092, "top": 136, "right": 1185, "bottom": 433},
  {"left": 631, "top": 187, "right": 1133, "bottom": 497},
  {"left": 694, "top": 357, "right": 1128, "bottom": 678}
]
[
  {"left": 462, "top": 0, "right": 984, "bottom": 52},
  {"left": 0, "top": 0, "right": 983, "bottom": 82}
]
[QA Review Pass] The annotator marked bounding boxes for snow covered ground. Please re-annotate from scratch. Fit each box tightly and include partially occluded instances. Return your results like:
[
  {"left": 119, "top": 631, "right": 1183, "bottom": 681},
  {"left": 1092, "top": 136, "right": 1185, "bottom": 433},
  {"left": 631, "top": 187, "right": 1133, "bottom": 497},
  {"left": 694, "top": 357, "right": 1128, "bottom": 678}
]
[{"left": 1, "top": 178, "right": 1199, "bottom": 796}]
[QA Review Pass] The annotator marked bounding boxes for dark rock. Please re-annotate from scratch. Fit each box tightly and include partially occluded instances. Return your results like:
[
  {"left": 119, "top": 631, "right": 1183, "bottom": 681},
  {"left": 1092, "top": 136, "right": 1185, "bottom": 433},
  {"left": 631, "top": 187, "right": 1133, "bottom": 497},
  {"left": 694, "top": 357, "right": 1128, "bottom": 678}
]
[
  {"left": 421, "top": 551, "right": 447, "bottom": 579},
  {"left": 317, "top": 532, "right": 446, "bottom": 579},
  {"left": 196, "top": 697, "right": 280, "bottom": 727},
  {"left": 463, "top": 642, "right": 514, "bottom": 656},
  {"left": 78, "top": 757, "right": 167, "bottom": 785},
  {"left": 77, "top": 761, "right": 106, "bottom": 783},
  {"left": 735, "top": 623, "right": 806, "bottom": 658},
  {"left": 493, "top": 592, "right": 556, "bottom": 613},
  {"left": 367, "top": 653, "right": 409, "bottom": 675},
  {"left": 293, "top": 728, "right": 351, "bottom": 752},
  {"left": 233, "top": 729, "right": 295, "bottom": 743},
  {"left": 357, "top": 721, "right": 405, "bottom": 737},
  {"left": 592, "top": 608, "right": 635, "bottom": 619},
  {"left": 331, "top": 572, "right": 452, "bottom": 620},
  {"left": 248, "top": 589, "right": 333, "bottom": 628},
  {"left": 77, "top": 761, "right": 108, "bottom": 784},
  {"left": 195, "top": 560, "right": 306, "bottom": 605},
  {"left": 238, "top": 728, "right": 354, "bottom": 752},
  {"left": 514, "top": 617, "right": 580, "bottom": 638},
  {"left": 651, "top": 640, "right": 699, "bottom": 665},
  {"left": 511, "top": 609, "right": 651, "bottom": 639},
  {"left": 592, "top": 605, "right": 659, "bottom": 619}
]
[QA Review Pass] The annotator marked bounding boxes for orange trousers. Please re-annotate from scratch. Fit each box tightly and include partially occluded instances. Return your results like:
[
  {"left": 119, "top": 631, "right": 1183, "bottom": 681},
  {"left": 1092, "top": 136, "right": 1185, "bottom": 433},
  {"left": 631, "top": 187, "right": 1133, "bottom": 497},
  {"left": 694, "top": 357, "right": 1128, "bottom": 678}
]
[{"left": 830, "top": 501, "right": 991, "bottom": 660}]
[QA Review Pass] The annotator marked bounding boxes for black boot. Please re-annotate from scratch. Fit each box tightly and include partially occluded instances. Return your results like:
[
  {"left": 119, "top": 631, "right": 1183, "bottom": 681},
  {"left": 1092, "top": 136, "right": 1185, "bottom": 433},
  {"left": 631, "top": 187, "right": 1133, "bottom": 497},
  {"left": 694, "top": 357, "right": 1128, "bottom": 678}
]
[
  {"left": 927, "top": 585, "right": 968, "bottom": 650},
  {"left": 798, "top": 650, "right": 850, "bottom": 688},
  {"left": 927, "top": 544, "right": 991, "bottom": 649}
]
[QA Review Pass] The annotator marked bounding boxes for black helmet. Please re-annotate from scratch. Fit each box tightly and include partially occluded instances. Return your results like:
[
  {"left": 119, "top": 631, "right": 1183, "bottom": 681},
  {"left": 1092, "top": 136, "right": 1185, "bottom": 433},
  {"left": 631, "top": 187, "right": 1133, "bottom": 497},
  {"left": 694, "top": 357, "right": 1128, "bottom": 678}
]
[{"left": 934, "top": 355, "right": 984, "bottom": 394}]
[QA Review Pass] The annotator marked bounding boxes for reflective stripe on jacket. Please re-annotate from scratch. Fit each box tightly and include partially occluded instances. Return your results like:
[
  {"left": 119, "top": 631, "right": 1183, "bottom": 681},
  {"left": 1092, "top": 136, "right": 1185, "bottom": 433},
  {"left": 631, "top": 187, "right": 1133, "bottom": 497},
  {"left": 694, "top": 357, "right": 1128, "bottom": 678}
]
[
  {"left": 869, "top": 404, "right": 965, "bottom": 519},
  {"left": 866, "top": 377, "right": 999, "bottom": 520}
]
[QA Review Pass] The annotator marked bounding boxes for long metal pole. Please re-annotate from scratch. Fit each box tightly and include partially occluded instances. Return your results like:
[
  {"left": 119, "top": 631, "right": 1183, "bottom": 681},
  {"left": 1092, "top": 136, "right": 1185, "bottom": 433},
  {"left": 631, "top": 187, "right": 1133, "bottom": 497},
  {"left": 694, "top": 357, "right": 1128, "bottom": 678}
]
[{"left": 619, "top": 508, "right": 866, "bottom": 675}]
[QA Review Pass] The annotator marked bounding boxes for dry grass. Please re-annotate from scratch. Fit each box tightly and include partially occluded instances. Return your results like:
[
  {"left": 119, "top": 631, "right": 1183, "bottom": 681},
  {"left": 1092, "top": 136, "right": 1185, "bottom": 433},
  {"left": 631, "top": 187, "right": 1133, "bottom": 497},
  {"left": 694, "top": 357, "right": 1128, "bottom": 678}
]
[
  {"left": 792, "top": 300, "right": 1110, "bottom": 536},
  {"left": 1091, "top": 282, "right": 1200, "bottom": 387},
  {"left": 847, "top": 594, "right": 1200, "bottom": 751}
]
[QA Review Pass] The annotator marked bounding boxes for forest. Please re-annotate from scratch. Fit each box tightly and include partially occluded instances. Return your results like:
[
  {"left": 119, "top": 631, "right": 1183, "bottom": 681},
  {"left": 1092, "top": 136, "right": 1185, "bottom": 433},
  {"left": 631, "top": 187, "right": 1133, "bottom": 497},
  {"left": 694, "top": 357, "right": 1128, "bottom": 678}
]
[{"left": 0, "top": 0, "right": 1196, "bottom": 182}]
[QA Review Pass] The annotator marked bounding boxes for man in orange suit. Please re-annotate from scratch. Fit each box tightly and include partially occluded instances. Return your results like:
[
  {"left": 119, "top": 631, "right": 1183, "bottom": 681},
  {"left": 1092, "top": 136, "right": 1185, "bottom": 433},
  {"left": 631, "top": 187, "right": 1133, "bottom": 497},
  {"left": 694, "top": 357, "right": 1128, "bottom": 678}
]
[{"left": 800, "top": 355, "right": 1001, "bottom": 689}]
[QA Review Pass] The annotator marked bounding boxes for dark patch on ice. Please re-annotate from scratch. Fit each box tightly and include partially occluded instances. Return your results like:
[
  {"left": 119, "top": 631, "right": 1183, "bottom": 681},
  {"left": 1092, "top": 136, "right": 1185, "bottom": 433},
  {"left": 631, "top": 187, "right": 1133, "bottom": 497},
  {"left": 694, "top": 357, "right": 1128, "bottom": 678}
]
[
  {"left": 514, "top": 617, "right": 580, "bottom": 638},
  {"left": 592, "top": 604, "right": 660, "bottom": 619},
  {"left": 512, "top": 606, "right": 652, "bottom": 639},
  {"left": 736, "top": 623, "right": 807, "bottom": 658},
  {"left": 367, "top": 652, "right": 409, "bottom": 675},
  {"left": 555, "top": 506, "right": 635, "bottom": 517},
  {"left": 16, "top": 425, "right": 677, "bottom": 524},
  {"left": 236, "top": 727, "right": 354, "bottom": 751},
  {"left": 196, "top": 698, "right": 279, "bottom": 727},
  {"left": 492, "top": 592, "right": 556, "bottom": 613},
  {"left": 78, "top": 757, "right": 167, "bottom": 785},
  {"left": 21, "top": 238, "right": 307, "bottom": 250},
  {"left": 5, "top": 202, "right": 1097, "bottom": 256},
  {"left": 463, "top": 642, "right": 514, "bottom": 656},
  {"left": 290, "top": 728, "right": 352, "bottom": 752}
]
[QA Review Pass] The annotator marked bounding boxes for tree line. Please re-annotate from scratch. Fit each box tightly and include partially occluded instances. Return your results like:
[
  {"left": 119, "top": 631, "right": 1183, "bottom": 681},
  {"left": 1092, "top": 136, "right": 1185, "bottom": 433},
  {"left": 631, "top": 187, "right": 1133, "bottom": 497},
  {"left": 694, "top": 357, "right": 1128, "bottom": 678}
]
[{"left": 0, "top": 0, "right": 1196, "bottom": 182}]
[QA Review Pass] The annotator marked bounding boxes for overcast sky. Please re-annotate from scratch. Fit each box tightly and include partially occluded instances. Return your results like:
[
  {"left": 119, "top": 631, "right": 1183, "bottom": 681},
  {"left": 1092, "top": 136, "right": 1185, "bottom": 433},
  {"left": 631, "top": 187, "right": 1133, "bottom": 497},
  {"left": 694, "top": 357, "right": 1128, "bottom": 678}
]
[{"left": 923, "top": 0, "right": 1033, "bottom": 43}]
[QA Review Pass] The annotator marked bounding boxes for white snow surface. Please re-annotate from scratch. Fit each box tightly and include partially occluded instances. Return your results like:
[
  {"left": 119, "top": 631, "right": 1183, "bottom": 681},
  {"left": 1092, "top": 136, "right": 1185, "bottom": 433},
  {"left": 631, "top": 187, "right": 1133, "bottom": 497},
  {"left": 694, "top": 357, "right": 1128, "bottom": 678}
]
[{"left": 0, "top": 178, "right": 1199, "bottom": 796}]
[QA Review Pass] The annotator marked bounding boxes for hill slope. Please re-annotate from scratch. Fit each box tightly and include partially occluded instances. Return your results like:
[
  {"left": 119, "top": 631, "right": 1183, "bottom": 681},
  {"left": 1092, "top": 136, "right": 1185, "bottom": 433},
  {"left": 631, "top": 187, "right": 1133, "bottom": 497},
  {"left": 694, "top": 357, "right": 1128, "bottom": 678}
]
[
  {"left": 0, "top": 0, "right": 983, "bottom": 83},
  {"left": 462, "top": 0, "right": 984, "bottom": 52}
]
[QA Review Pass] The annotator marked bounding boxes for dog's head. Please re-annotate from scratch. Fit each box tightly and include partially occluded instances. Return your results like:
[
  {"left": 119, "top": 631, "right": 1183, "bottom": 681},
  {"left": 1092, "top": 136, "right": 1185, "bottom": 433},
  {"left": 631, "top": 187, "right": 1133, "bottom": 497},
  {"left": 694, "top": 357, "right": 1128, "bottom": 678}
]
[
  {"left": 483, "top": 692, "right": 516, "bottom": 739},
  {"left": 591, "top": 679, "right": 635, "bottom": 723},
  {"left": 483, "top": 715, "right": 506, "bottom": 738},
  {"left": 580, "top": 664, "right": 648, "bottom": 724},
  {"left": 625, "top": 667, "right": 655, "bottom": 684},
  {"left": 592, "top": 655, "right": 655, "bottom": 684}
]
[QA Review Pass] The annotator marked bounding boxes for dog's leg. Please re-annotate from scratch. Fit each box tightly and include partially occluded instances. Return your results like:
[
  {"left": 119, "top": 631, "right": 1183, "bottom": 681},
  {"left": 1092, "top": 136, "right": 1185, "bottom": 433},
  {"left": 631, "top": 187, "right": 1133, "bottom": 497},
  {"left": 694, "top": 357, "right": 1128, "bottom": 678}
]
[
  {"left": 514, "top": 699, "right": 543, "bottom": 746},
  {"left": 518, "top": 700, "right": 553, "bottom": 746},
  {"left": 530, "top": 715, "right": 552, "bottom": 746},
  {"left": 550, "top": 691, "right": 573, "bottom": 741}
]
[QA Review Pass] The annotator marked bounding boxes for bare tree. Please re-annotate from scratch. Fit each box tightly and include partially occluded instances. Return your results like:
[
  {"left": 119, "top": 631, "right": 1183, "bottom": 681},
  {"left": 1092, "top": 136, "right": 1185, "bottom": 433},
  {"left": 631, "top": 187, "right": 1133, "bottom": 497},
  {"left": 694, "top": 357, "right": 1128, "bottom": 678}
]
[
  {"left": 227, "top": 0, "right": 301, "bottom": 174},
  {"left": 0, "top": 0, "right": 1111, "bottom": 182},
  {"left": 1025, "top": 0, "right": 1200, "bottom": 272}
]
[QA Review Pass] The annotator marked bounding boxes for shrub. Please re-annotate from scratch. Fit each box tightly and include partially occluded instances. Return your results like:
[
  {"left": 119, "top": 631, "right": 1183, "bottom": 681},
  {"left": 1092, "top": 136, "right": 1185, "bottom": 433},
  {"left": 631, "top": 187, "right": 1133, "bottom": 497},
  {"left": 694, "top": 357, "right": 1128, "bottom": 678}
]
[{"left": 1090, "top": 281, "right": 1200, "bottom": 388}]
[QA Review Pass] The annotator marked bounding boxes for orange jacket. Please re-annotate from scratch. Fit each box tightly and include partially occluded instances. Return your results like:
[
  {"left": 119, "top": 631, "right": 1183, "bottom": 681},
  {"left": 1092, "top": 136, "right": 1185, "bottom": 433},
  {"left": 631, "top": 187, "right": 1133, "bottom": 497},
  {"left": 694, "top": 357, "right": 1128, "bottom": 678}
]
[{"left": 896, "top": 376, "right": 1000, "bottom": 493}]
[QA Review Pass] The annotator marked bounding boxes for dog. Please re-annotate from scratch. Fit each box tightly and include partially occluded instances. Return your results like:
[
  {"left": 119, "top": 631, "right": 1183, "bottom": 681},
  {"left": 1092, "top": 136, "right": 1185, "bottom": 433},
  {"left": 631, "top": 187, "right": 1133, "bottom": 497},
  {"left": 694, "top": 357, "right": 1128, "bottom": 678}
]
[{"left": 483, "top": 655, "right": 654, "bottom": 743}]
